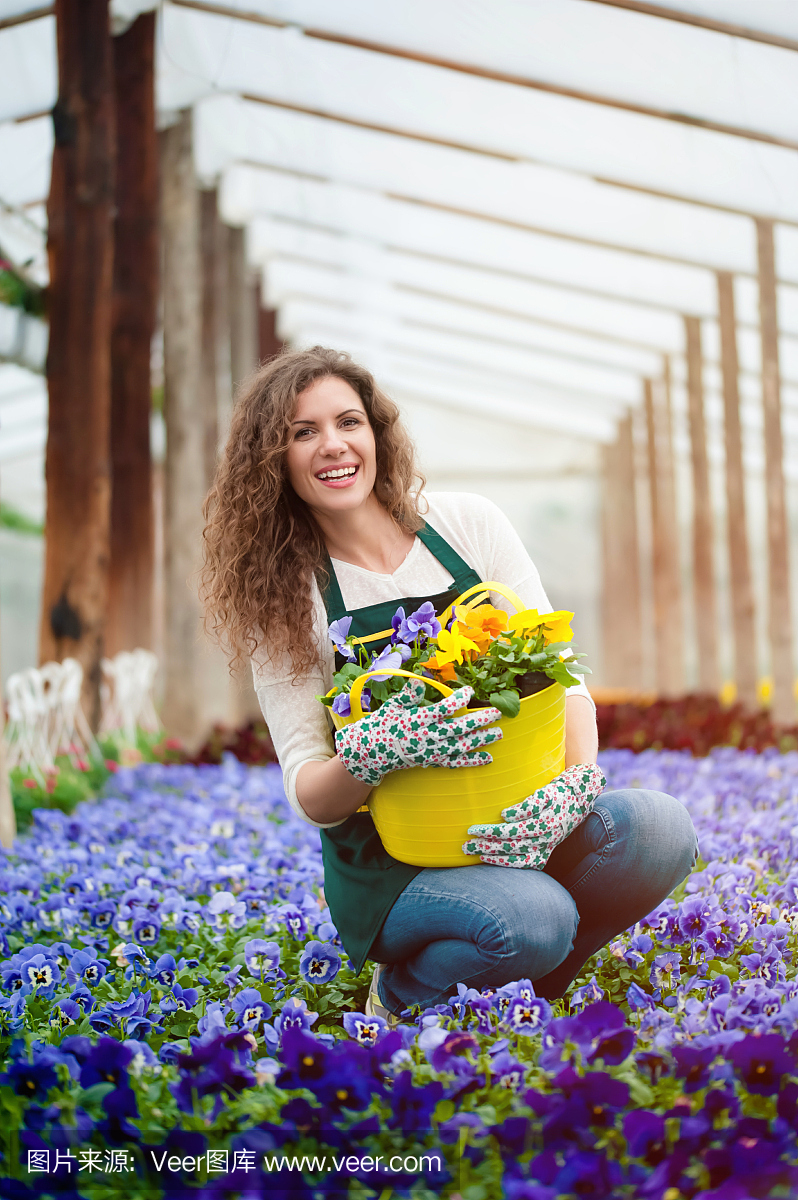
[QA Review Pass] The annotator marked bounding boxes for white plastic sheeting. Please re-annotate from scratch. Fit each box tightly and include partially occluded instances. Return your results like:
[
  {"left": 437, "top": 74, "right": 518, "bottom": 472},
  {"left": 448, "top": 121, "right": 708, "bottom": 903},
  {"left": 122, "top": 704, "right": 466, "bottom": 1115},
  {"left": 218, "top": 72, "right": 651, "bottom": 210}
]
[
  {"left": 1, "top": 1, "right": 797, "bottom": 442},
  {"left": 4, "top": 0, "right": 798, "bottom": 683}
]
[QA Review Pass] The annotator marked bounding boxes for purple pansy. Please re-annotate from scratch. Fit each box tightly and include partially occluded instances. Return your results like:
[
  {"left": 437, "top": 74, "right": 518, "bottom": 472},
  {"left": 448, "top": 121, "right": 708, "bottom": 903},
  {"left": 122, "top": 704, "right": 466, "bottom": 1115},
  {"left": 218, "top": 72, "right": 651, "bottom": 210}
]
[
  {"left": 299, "top": 940, "right": 341, "bottom": 984},
  {"left": 328, "top": 616, "right": 356, "bottom": 661},
  {"left": 368, "top": 643, "right": 412, "bottom": 681},
  {"left": 391, "top": 602, "right": 441, "bottom": 645}
]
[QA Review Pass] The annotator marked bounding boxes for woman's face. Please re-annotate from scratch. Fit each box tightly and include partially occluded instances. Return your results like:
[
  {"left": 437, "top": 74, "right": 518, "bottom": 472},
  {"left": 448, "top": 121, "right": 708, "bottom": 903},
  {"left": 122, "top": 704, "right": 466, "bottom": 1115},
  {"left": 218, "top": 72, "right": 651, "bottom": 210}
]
[{"left": 285, "top": 375, "right": 377, "bottom": 516}]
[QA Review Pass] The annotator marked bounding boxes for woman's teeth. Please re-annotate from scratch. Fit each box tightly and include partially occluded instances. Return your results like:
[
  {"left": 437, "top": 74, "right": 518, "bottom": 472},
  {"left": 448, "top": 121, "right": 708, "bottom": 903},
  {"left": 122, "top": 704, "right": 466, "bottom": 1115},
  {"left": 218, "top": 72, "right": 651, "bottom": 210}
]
[{"left": 317, "top": 467, "right": 357, "bottom": 480}]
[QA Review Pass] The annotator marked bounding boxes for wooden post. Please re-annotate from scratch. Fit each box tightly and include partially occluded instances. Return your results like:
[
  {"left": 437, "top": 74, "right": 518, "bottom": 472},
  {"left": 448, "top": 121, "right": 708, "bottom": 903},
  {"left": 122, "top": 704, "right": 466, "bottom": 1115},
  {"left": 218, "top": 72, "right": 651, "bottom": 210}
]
[
  {"left": 0, "top": 483, "right": 16, "bottom": 847},
  {"left": 41, "top": 0, "right": 115, "bottom": 728},
  {"left": 259, "top": 304, "right": 284, "bottom": 363},
  {"left": 228, "top": 225, "right": 258, "bottom": 393},
  {"left": 215, "top": 222, "right": 234, "bottom": 447},
  {"left": 199, "top": 189, "right": 238, "bottom": 730},
  {"left": 200, "top": 189, "right": 223, "bottom": 487},
  {"left": 601, "top": 414, "right": 643, "bottom": 689},
  {"left": 160, "top": 111, "right": 205, "bottom": 746},
  {"left": 645, "top": 372, "right": 684, "bottom": 697},
  {"left": 223, "top": 226, "right": 264, "bottom": 726},
  {"left": 717, "top": 272, "right": 758, "bottom": 710},
  {"left": 757, "top": 219, "right": 795, "bottom": 724},
  {"left": 684, "top": 316, "right": 719, "bottom": 694},
  {"left": 107, "top": 11, "right": 157, "bottom": 656}
]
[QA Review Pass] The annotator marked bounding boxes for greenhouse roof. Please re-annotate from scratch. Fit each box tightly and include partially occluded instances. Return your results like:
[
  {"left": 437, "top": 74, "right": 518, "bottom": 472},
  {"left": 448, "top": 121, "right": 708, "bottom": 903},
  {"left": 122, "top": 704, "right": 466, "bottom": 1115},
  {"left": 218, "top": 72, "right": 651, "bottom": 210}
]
[{"left": 2, "top": 0, "right": 798, "bottom": 446}]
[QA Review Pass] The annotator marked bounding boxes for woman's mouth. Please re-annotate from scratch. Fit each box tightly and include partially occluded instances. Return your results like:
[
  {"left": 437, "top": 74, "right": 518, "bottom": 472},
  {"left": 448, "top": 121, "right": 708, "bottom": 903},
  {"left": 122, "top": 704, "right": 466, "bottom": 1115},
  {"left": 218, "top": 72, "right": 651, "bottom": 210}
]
[{"left": 315, "top": 465, "right": 359, "bottom": 488}]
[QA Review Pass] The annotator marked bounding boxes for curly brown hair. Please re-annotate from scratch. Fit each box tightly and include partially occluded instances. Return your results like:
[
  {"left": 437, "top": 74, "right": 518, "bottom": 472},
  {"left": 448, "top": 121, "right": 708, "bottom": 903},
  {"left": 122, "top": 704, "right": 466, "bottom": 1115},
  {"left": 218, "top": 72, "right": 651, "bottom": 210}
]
[{"left": 201, "top": 346, "right": 425, "bottom": 677}]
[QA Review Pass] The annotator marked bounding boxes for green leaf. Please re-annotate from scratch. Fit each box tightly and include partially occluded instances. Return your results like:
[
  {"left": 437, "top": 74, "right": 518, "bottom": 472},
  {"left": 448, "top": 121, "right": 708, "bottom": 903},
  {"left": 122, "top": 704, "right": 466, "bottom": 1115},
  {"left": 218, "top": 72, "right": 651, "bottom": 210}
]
[
  {"left": 79, "top": 1082, "right": 116, "bottom": 1105},
  {"left": 489, "top": 690, "right": 520, "bottom": 719}
]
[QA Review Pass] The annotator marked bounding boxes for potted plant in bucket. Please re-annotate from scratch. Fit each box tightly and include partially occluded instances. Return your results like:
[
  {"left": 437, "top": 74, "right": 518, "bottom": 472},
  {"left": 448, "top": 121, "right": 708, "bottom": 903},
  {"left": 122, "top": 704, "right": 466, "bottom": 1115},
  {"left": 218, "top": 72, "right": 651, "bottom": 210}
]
[{"left": 318, "top": 583, "right": 591, "bottom": 868}]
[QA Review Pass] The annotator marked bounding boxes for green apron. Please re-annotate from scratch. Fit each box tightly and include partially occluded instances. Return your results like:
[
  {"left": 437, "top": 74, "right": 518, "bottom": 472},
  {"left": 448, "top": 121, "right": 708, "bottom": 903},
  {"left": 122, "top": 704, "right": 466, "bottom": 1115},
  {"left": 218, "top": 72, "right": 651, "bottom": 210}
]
[{"left": 318, "top": 522, "right": 482, "bottom": 975}]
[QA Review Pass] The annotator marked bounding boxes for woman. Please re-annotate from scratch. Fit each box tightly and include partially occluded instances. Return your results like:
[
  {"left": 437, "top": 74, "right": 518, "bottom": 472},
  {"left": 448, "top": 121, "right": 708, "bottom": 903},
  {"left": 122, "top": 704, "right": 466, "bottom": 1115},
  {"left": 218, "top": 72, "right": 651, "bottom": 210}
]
[{"left": 202, "top": 347, "right": 697, "bottom": 1020}]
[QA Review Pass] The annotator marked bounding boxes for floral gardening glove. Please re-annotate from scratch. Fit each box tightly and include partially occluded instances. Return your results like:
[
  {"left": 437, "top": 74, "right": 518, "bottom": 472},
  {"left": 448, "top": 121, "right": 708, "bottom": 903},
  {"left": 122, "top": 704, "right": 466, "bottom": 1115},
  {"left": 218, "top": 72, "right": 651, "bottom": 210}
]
[
  {"left": 462, "top": 764, "right": 606, "bottom": 869},
  {"left": 335, "top": 679, "right": 502, "bottom": 788}
]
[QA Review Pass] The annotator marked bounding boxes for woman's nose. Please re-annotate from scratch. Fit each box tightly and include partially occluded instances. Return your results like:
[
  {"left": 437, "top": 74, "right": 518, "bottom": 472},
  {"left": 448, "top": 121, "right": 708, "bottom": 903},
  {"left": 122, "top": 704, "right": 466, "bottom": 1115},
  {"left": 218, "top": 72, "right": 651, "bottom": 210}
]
[{"left": 319, "top": 425, "right": 348, "bottom": 455}]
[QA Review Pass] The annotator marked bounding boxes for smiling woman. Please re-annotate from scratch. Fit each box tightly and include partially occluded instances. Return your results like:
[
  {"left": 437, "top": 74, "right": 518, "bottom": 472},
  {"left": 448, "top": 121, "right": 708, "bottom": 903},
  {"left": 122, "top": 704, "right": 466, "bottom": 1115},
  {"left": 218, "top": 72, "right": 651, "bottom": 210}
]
[
  {"left": 201, "top": 346, "right": 697, "bottom": 1021},
  {"left": 285, "top": 376, "right": 419, "bottom": 577},
  {"left": 202, "top": 347, "right": 424, "bottom": 682}
]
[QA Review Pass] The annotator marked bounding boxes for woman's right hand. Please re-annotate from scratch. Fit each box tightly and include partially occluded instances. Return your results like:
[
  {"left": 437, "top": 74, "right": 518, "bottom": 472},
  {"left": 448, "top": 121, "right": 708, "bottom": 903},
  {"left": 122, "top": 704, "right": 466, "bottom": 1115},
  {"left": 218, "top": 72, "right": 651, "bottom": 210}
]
[{"left": 335, "top": 679, "right": 502, "bottom": 787}]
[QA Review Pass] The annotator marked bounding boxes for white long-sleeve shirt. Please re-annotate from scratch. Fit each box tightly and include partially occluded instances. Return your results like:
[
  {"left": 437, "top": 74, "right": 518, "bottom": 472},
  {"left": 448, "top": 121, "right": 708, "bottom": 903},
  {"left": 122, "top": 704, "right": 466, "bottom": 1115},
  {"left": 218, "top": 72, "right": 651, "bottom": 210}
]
[{"left": 252, "top": 491, "right": 595, "bottom": 828}]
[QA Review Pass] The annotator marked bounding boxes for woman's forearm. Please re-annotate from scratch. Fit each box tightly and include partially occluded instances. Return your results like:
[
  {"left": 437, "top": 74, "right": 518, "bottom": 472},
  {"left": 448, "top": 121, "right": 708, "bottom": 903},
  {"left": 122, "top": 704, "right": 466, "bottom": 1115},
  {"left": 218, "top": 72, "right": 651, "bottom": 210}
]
[
  {"left": 295, "top": 755, "right": 373, "bottom": 825},
  {"left": 297, "top": 693, "right": 598, "bottom": 823},
  {"left": 564, "top": 694, "right": 599, "bottom": 767}
]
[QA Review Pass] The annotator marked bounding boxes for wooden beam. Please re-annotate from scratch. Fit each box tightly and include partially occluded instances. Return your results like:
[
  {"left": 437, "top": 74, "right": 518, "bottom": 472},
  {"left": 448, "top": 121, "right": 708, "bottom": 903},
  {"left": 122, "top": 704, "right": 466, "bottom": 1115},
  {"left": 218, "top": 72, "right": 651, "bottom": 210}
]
[
  {"left": 584, "top": 0, "right": 798, "bottom": 53},
  {"left": 645, "top": 373, "right": 684, "bottom": 697},
  {"left": 0, "top": 7, "right": 53, "bottom": 31},
  {"left": 757, "top": 219, "right": 795, "bottom": 724},
  {"left": 107, "top": 11, "right": 157, "bottom": 657},
  {"left": 242, "top": 152, "right": 792, "bottom": 282},
  {"left": 683, "top": 315, "right": 719, "bottom": 694},
  {"left": 716, "top": 271, "right": 758, "bottom": 710},
  {"left": 170, "top": 0, "right": 798, "bottom": 151},
  {"left": 13, "top": 4, "right": 798, "bottom": 222},
  {"left": 228, "top": 225, "right": 258, "bottom": 391},
  {"left": 249, "top": 202, "right": 798, "bottom": 353},
  {"left": 160, "top": 111, "right": 206, "bottom": 745},
  {"left": 601, "top": 415, "right": 643, "bottom": 688},
  {"left": 40, "top": 0, "right": 115, "bottom": 728}
]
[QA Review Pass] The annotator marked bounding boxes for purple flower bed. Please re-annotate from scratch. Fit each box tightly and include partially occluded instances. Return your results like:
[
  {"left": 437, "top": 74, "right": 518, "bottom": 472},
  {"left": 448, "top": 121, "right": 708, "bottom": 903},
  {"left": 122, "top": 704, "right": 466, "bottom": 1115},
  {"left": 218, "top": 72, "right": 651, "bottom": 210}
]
[{"left": 1, "top": 749, "right": 798, "bottom": 1197}]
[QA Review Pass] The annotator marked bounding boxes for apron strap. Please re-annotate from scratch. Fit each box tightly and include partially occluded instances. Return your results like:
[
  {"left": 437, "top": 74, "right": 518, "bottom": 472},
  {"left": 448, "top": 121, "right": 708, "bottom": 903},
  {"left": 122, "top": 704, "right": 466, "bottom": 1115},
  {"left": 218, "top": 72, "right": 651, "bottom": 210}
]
[
  {"left": 318, "top": 555, "right": 347, "bottom": 623},
  {"left": 319, "top": 521, "right": 478, "bottom": 622},
  {"left": 416, "top": 523, "right": 476, "bottom": 590}
]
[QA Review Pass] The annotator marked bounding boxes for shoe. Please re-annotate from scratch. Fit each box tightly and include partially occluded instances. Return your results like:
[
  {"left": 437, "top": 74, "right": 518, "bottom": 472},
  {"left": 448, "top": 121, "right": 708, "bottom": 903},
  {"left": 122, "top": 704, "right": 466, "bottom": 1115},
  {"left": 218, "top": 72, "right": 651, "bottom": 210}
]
[{"left": 365, "top": 963, "right": 401, "bottom": 1028}]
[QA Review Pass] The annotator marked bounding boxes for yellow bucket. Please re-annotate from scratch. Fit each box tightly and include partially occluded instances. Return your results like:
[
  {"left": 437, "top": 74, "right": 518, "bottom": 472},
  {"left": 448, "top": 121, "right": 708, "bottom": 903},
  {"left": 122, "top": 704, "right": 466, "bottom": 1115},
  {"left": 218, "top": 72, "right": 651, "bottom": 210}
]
[{"left": 327, "top": 583, "right": 567, "bottom": 868}]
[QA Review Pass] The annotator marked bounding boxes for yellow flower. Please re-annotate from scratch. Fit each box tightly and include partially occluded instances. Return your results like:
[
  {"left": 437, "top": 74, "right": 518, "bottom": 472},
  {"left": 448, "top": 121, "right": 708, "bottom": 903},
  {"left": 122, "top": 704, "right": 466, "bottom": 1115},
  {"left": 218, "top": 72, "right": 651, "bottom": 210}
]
[
  {"left": 507, "top": 608, "right": 574, "bottom": 644},
  {"left": 507, "top": 608, "right": 546, "bottom": 636},
  {"left": 454, "top": 604, "right": 508, "bottom": 648},
  {"left": 541, "top": 610, "right": 574, "bottom": 644},
  {"left": 433, "top": 625, "right": 481, "bottom": 665}
]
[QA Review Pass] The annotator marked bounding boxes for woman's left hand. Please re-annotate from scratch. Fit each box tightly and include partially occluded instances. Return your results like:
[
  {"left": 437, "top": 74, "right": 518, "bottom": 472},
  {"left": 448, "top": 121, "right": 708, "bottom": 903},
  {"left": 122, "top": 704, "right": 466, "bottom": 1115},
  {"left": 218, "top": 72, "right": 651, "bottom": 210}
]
[{"left": 462, "top": 764, "right": 606, "bottom": 868}]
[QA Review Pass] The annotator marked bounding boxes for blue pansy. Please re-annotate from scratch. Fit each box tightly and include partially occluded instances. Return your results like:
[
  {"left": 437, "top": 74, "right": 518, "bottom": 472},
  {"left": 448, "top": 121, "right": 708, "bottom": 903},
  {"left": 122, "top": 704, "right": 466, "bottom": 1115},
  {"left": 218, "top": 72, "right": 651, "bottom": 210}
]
[
  {"left": 275, "top": 997, "right": 318, "bottom": 1037},
  {"left": 65, "top": 949, "right": 107, "bottom": 988},
  {"left": 231, "top": 988, "right": 273, "bottom": 1028},
  {"left": 328, "top": 616, "right": 356, "bottom": 661},
  {"left": 368, "top": 643, "right": 412, "bottom": 681},
  {"left": 503, "top": 996, "right": 552, "bottom": 1035},
  {"left": 132, "top": 915, "right": 161, "bottom": 945},
  {"left": 299, "top": 941, "right": 341, "bottom": 984},
  {"left": 342, "top": 1011, "right": 387, "bottom": 1047},
  {"left": 21, "top": 954, "right": 61, "bottom": 996},
  {"left": 159, "top": 983, "right": 200, "bottom": 1013},
  {"left": 393, "top": 601, "right": 441, "bottom": 644},
  {"left": 244, "top": 938, "right": 281, "bottom": 979},
  {"left": 151, "top": 953, "right": 178, "bottom": 986}
]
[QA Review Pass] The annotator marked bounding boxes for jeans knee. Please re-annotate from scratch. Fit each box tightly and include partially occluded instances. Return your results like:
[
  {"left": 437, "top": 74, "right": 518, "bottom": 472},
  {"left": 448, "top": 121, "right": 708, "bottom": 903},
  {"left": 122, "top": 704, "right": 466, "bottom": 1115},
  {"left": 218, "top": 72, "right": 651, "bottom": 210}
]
[
  {"left": 604, "top": 787, "right": 698, "bottom": 889},
  {"left": 645, "top": 791, "right": 698, "bottom": 876},
  {"left": 502, "top": 886, "right": 579, "bottom": 980}
]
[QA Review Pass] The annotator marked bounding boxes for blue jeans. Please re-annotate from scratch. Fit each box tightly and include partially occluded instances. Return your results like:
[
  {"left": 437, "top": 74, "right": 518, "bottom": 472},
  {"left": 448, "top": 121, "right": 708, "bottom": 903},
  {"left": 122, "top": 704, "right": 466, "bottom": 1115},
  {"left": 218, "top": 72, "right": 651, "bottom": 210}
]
[{"left": 371, "top": 789, "right": 698, "bottom": 1012}]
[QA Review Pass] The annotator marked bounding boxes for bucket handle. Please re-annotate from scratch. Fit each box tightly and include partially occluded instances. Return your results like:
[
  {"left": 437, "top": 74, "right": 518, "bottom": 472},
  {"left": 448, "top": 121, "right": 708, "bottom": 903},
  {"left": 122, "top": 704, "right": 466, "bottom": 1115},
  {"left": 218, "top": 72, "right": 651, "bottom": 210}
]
[
  {"left": 349, "top": 669, "right": 453, "bottom": 721},
  {"left": 438, "top": 580, "right": 525, "bottom": 628},
  {"left": 349, "top": 581, "right": 526, "bottom": 650}
]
